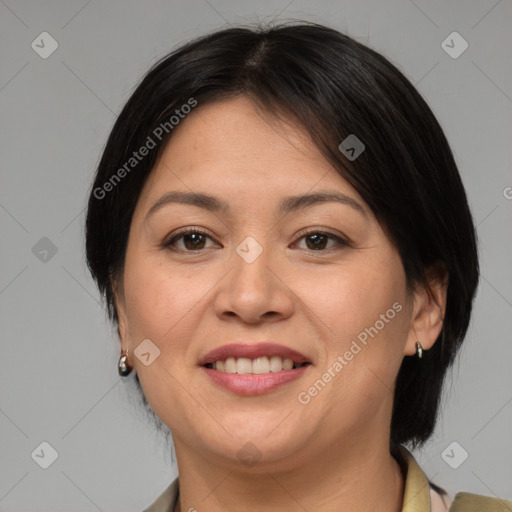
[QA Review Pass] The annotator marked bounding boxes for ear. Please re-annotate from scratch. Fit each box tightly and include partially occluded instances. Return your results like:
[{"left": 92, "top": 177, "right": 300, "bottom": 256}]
[
  {"left": 111, "top": 275, "right": 130, "bottom": 348},
  {"left": 404, "top": 262, "right": 448, "bottom": 357}
]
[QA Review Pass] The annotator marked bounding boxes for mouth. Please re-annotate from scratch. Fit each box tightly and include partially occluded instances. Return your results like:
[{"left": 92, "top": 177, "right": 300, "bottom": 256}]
[{"left": 199, "top": 342, "right": 312, "bottom": 395}]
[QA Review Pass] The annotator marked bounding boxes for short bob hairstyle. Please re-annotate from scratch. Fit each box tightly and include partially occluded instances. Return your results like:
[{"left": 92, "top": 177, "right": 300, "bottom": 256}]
[{"left": 85, "top": 22, "right": 479, "bottom": 452}]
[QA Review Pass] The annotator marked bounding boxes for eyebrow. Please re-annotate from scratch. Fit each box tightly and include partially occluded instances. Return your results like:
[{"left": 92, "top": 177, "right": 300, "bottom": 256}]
[{"left": 145, "top": 189, "right": 368, "bottom": 220}]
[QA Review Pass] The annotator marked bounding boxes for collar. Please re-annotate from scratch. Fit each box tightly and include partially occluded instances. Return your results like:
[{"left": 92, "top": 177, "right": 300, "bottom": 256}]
[{"left": 396, "top": 444, "right": 435, "bottom": 511}]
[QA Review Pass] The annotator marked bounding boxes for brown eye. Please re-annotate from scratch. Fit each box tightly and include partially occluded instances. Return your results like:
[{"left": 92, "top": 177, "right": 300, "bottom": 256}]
[
  {"left": 304, "top": 233, "right": 329, "bottom": 250},
  {"left": 180, "top": 232, "right": 207, "bottom": 250},
  {"left": 295, "top": 231, "right": 350, "bottom": 252},
  {"left": 163, "top": 229, "right": 217, "bottom": 252}
]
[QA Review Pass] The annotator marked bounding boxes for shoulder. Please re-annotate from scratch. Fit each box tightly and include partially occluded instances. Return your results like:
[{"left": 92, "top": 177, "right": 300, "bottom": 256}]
[
  {"left": 142, "top": 478, "right": 179, "bottom": 512},
  {"left": 449, "top": 491, "right": 512, "bottom": 511}
]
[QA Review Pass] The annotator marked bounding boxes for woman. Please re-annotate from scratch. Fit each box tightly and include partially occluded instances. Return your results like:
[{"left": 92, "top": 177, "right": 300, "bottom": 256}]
[{"left": 85, "top": 22, "right": 511, "bottom": 512}]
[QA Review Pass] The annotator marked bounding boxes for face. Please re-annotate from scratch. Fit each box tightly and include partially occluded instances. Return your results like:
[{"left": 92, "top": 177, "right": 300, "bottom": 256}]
[{"left": 114, "top": 96, "right": 422, "bottom": 471}]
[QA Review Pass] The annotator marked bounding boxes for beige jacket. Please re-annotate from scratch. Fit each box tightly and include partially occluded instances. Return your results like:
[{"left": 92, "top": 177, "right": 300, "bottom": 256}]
[{"left": 143, "top": 445, "right": 512, "bottom": 511}]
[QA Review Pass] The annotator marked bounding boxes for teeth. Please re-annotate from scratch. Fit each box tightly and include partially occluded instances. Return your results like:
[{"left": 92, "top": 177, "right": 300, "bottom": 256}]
[
  {"left": 211, "top": 356, "right": 304, "bottom": 374},
  {"left": 225, "top": 357, "right": 236, "bottom": 373},
  {"left": 236, "top": 357, "right": 252, "bottom": 375},
  {"left": 253, "top": 356, "right": 270, "bottom": 374},
  {"left": 282, "top": 358, "right": 293, "bottom": 370},
  {"left": 269, "top": 356, "right": 282, "bottom": 372}
]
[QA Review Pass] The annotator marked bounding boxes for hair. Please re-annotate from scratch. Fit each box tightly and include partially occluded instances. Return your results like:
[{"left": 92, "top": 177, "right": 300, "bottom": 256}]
[{"left": 85, "top": 21, "right": 479, "bottom": 463}]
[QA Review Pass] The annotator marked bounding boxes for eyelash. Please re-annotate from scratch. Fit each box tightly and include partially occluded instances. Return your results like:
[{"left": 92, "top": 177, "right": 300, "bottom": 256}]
[{"left": 162, "top": 227, "right": 351, "bottom": 253}]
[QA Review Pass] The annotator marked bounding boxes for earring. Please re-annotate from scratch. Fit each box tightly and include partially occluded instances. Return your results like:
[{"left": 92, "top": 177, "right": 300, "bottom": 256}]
[
  {"left": 416, "top": 341, "right": 423, "bottom": 359},
  {"left": 118, "top": 348, "right": 133, "bottom": 376}
]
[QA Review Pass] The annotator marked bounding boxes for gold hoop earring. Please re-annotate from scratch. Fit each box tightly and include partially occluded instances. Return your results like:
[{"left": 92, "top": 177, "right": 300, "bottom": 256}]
[
  {"left": 118, "top": 348, "right": 133, "bottom": 376},
  {"left": 416, "top": 341, "right": 423, "bottom": 359}
]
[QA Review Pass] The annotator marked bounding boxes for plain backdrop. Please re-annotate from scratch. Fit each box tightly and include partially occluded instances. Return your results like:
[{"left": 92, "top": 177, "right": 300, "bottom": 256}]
[{"left": 1, "top": 0, "right": 511, "bottom": 510}]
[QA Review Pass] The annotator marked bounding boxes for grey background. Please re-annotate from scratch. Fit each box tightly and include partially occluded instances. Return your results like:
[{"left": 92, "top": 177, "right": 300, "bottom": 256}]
[{"left": 1, "top": 0, "right": 511, "bottom": 510}]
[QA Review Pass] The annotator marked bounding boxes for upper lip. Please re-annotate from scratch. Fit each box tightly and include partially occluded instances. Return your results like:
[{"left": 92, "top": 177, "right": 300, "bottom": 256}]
[{"left": 198, "top": 342, "right": 311, "bottom": 366}]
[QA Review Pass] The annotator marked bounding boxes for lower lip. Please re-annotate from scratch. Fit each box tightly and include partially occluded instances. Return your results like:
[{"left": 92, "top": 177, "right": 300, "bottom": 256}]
[{"left": 202, "top": 365, "right": 310, "bottom": 395}]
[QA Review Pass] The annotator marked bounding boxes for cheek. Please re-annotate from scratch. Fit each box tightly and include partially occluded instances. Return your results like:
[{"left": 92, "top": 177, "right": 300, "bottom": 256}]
[
  {"left": 122, "top": 258, "right": 209, "bottom": 429},
  {"left": 122, "top": 255, "right": 193, "bottom": 343},
  {"left": 122, "top": 252, "right": 226, "bottom": 355},
  {"left": 293, "top": 255, "right": 406, "bottom": 347},
  {"left": 302, "top": 252, "right": 408, "bottom": 399}
]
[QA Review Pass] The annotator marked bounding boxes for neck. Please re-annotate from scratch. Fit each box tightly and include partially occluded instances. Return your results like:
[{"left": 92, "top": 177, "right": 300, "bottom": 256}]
[{"left": 173, "top": 438, "right": 405, "bottom": 512}]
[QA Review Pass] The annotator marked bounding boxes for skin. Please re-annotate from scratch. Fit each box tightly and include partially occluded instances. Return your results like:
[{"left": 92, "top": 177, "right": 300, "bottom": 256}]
[{"left": 113, "top": 96, "right": 447, "bottom": 512}]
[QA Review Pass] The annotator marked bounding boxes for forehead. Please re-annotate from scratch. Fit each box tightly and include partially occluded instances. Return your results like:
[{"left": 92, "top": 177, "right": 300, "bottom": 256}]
[
  {"left": 137, "top": 95, "right": 364, "bottom": 212},
  {"left": 165, "top": 96, "right": 324, "bottom": 170}
]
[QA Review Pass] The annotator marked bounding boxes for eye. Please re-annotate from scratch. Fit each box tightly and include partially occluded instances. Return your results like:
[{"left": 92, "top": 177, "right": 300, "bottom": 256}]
[
  {"left": 162, "top": 227, "right": 350, "bottom": 253},
  {"left": 162, "top": 228, "right": 218, "bottom": 252},
  {"left": 293, "top": 230, "right": 350, "bottom": 251}
]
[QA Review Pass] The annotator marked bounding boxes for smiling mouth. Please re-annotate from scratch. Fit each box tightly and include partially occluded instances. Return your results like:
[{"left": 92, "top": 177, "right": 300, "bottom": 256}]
[{"left": 204, "top": 356, "right": 311, "bottom": 374}]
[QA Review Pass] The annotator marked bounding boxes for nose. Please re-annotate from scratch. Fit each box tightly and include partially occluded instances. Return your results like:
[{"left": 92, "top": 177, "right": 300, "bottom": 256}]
[{"left": 213, "top": 239, "right": 295, "bottom": 325}]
